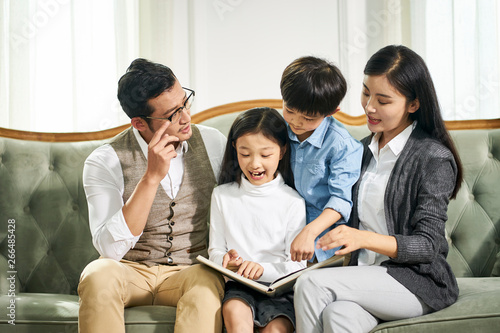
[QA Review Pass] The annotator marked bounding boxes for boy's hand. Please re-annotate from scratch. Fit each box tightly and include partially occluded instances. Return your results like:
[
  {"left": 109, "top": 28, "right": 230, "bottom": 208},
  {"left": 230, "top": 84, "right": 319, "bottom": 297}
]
[
  {"left": 222, "top": 249, "right": 243, "bottom": 271},
  {"left": 237, "top": 261, "right": 264, "bottom": 280},
  {"left": 290, "top": 228, "right": 316, "bottom": 261}
]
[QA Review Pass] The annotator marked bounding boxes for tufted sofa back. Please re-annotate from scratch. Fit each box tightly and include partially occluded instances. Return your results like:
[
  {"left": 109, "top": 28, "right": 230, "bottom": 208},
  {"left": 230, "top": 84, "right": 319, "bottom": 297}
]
[
  {"left": 0, "top": 107, "right": 499, "bottom": 297},
  {"left": 445, "top": 129, "right": 500, "bottom": 277},
  {"left": 0, "top": 138, "right": 104, "bottom": 295}
]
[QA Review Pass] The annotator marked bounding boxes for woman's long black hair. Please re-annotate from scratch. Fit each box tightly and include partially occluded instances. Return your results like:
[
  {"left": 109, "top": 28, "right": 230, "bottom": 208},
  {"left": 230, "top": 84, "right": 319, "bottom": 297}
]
[
  {"left": 218, "top": 107, "right": 295, "bottom": 188},
  {"left": 364, "top": 45, "right": 463, "bottom": 198}
]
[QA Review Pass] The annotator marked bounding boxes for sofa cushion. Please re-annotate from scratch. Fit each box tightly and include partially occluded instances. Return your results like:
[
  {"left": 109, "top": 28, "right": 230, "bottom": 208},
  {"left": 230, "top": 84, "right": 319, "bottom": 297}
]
[
  {"left": 372, "top": 277, "right": 500, "bottom": 332},
  {"left": 0, "top": 293, "right": 176, "bottom": 333}
]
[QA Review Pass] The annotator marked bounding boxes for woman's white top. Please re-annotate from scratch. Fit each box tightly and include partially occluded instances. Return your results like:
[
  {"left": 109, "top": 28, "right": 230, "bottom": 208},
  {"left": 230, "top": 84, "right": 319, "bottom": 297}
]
[{"left": 357, "top": 122, "right": 416, "bottom": 266}]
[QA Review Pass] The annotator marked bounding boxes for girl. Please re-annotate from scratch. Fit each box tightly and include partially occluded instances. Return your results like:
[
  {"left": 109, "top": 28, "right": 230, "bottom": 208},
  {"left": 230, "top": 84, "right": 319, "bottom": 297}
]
[
  {"left": 209, "top": 107, "right": 307, "bottom": 333},
  {"left": 294, "top": 45, "right": 463, "bottom": 333}
]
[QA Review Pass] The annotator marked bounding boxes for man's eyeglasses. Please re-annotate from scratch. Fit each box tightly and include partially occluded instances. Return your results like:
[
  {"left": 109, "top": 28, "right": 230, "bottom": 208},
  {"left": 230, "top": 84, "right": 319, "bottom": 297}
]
[{"left": 142, "top": 87, "right": 195, "bottom": 124}]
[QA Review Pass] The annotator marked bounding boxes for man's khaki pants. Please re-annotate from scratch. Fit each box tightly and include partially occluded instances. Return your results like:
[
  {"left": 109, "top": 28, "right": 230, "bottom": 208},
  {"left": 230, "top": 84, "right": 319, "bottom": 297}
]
[{"left": 78, "top": 258, "right": 225, "bottom": 333}]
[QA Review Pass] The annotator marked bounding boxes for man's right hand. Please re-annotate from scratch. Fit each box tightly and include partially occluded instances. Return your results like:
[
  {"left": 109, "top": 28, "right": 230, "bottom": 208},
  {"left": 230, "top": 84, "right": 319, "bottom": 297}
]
[{"left": 145, "top": 121, "right": 180, "bottom": 184}]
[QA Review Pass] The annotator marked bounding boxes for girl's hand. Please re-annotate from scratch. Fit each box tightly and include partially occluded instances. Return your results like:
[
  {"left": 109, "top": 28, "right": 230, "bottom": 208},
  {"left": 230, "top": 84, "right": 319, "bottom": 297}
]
[
  {"left": 317, "top": 225, "right": 364, "bottom": 256},
  {"left": 290, "top": 228, "right": 316, "bottom": 261},
  {"left": 237, "top": 261, "right": 264, "bottom": 280},
  {"left": 222, "top": 249, "right": 243, "bottom": 271}
]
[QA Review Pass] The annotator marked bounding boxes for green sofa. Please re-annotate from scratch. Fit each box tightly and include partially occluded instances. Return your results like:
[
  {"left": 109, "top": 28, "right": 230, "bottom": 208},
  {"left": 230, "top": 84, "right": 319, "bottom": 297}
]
[{"left": 1, "top": 99, "right": 499, "bottom": 332}]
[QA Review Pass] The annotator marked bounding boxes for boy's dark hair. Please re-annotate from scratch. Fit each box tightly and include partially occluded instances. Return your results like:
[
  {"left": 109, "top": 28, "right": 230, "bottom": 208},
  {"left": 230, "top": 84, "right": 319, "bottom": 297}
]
[
  {"left": 218, "top": 107, "right": 295, "bottom": 188},
  {"left": 280, "top": 56, "right": 347, "bottom": 117},
  {"left": 117, "top": 58, "right": 177, "bottom": 119},
  {"left": 364, "top": 45, "right": 462, "bottom": 198}
]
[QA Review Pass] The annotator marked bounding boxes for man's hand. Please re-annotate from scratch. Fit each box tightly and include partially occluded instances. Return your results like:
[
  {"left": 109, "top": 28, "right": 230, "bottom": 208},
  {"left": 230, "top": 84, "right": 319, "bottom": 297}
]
[
  {"left": 222, "top": 249, "right": 243, "bottom": 271},
  {"left": 145, "top": 121, "right": 179, "bottom": 184},
  {"left": 236, "top": 261, "right": 264, "bottom": 280},
  {"left": 290, "top": 228, "right": 316, "bottom": 261}
]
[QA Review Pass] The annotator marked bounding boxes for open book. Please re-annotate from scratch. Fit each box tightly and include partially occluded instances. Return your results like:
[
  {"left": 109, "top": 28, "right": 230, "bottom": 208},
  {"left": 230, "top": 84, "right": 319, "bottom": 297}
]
[{"left": 196, "top": 254, "right": 344, "bottom": 297}]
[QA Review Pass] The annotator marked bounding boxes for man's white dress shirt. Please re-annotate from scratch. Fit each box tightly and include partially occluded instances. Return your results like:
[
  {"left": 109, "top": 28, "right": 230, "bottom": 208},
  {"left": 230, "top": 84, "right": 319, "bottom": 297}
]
[{"left": 83, "top": 125, "right": 226, "bottom": 261}]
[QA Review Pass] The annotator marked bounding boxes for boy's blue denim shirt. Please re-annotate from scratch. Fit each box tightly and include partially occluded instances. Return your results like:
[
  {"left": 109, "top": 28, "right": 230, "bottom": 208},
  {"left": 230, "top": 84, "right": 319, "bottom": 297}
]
[{"left": 287, "top": 116, "right": 363, "bottom": 262}]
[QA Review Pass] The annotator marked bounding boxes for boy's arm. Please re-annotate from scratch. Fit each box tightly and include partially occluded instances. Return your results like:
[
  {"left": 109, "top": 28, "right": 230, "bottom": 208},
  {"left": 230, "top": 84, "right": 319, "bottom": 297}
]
[
  {"left": 290, "top": 208, "right": 341, "bottom": 261},
  {"left": 291, "top": 136, "right": 363, "bottom": 262}
]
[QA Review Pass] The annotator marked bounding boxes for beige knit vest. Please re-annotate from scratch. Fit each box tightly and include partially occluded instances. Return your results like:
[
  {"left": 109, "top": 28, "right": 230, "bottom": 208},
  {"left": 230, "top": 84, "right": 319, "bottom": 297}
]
[{"left": 110, "top": 126, "right": 216, "bottom": 266}]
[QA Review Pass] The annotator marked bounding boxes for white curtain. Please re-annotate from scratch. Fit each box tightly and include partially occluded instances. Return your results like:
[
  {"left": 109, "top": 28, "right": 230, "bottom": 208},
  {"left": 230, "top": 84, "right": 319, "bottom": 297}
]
[
  {"left": 410, "top": 0, "right": 500, "bottom": 120},
  {"left": 0, "top": 0, "right": 185, "bottom": 132},
  {"left": 1, "top": 0, "right": 499, "bottom": 132}
]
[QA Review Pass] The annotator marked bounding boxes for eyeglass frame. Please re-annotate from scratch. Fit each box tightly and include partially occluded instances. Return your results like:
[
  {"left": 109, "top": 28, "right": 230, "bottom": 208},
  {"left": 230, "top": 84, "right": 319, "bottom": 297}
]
[{"left": 140, "top": 87, "right": 195, "bottom": 123}]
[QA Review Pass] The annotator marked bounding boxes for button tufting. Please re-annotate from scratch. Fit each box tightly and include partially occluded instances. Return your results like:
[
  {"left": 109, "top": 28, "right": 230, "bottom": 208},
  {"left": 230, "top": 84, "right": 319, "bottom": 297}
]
[
  {"left": 72, "top": 204, "right": 79, "bottom": 211},
  {"left": 49, "top": 165, "right": 55, "bottom": 171},
  {"left": 171, "top": 202, "right": 176, "bottom": 207},
  {"left": 469, "top": 194, "right": 475, "bottom": 201},
  {"left": 169, "top": 236, "right": 174, "bottom": 241},
  {"left": 487, "top": 152, "right": 493, "bottom": 158},
  {"left": 24, "top": 206, "right": 30, "bottom": 213}
]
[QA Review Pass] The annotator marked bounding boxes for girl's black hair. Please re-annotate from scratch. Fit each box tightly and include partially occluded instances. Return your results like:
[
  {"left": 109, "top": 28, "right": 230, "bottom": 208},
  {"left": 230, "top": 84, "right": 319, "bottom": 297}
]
[
  {"left": 218, "top": 107, "right": 295, "bottom": 188},
  {"left": 364, "top": 45, "right": 463, "bottom": 198}
]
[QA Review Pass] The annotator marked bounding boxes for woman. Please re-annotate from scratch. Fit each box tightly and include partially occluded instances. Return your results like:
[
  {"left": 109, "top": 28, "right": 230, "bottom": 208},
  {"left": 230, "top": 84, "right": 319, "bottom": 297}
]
[{"left": 293, "top": 45, "right": 463, "bottom": 333}]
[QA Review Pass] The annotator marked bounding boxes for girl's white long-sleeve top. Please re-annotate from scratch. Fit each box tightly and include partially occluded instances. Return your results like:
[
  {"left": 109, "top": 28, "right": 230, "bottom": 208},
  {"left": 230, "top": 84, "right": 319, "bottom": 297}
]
[{"left": 208, "top": 173, "right": 307, "bottom": 283}]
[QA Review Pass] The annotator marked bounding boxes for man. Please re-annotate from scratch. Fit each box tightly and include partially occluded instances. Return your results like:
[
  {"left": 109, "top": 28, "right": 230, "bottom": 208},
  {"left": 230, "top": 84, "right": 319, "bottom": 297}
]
[{"left": 78, "top": 58, "right": 226, "bottom": 333}]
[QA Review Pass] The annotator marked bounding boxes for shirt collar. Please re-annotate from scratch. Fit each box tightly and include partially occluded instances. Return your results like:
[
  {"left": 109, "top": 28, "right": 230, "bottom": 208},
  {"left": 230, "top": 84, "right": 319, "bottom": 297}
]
[
  {"left": 288, "top": 116, "right": 330, "bottom": 148},
  {"left": 369, "top": 121, "right": 416, "bottom": 157},
  {"left": 133, "top": 127, "right": 189, "bottom": 159}
]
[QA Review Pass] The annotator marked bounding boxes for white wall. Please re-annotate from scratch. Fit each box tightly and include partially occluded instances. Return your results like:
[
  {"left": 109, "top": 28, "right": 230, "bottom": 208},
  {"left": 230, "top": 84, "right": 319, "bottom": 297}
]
[{"left": 186, "top": 0, "right": 342, "bottom": 114}]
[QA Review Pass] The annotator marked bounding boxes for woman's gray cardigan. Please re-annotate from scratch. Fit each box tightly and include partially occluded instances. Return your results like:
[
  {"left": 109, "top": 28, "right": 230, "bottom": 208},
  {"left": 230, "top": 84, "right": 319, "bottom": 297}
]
[{"left": 348, "top": 126, "right": 459, "bottom": 311}]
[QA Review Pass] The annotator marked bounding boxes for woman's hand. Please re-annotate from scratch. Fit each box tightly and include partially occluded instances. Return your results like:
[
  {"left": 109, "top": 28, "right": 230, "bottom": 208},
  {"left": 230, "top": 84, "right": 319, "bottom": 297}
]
[
  {"left": 317, "top": 225, "right": 365, "bottom": 256},
  {"left": 236, "top": 261, "right": 264, "bottom": 280},
  {"left": 222, "top": 249, "right": 243, "bottom": 272},
  {"left": 290, "top": 228, "right": 316, "bottom": 261},
  {"left": 317, "top": 225, "right": 398, "bottom": 258}
]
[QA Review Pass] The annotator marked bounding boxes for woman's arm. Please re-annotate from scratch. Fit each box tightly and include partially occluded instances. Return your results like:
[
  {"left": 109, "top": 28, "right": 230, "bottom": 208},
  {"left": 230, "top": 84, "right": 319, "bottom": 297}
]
[
  {"left": 317, "top": 225, "right": 397, "bottom": 257},
  {"left": 318, "top": 153, "right": 456, "bottom": 262},
  {"left": 391, "top": 156, "right": 456, "bottom": 264}
]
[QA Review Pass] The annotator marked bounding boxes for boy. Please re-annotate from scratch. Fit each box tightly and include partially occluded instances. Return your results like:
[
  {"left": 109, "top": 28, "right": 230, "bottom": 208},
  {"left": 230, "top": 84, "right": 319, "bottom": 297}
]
[{"left": 280, "top": 56, "right": 363, "bottom": 263}]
